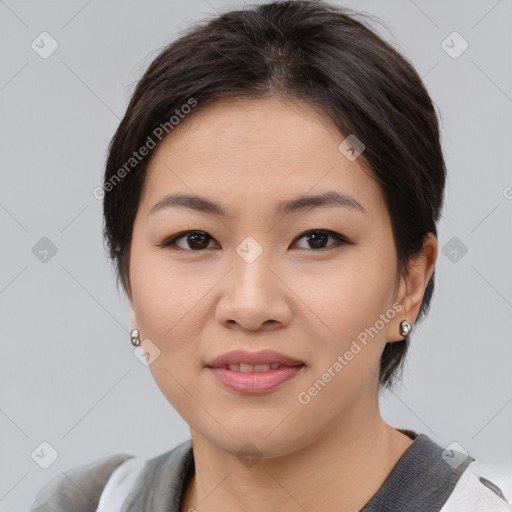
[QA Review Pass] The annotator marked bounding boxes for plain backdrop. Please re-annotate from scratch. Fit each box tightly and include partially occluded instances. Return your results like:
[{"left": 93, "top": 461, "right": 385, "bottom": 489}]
[{"left": 1, "top": 0, "right": 511, "bottom": 510}]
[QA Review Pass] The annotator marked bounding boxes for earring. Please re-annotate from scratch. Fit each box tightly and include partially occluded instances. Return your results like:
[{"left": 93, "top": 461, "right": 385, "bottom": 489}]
[
  {"left": 130, "top": 329, "right": 140, "bottom": 347},
  {"left": 399, "top": 319, "right": 412, "bottom": 338}
]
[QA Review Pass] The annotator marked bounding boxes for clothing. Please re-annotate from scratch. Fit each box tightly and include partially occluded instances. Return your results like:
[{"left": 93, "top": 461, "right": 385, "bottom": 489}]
[{"left": 29, "top": 429, "right": 511, "bottom": 512}]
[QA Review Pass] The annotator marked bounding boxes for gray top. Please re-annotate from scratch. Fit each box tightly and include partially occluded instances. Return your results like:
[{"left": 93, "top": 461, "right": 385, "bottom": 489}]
[{"left": 30, "top": 430, "right": 482, "bottom": 511}]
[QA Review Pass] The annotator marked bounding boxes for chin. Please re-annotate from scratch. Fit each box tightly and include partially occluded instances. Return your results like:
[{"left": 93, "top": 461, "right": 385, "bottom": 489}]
[{"left": 203, "top": 430, "right": 305, "bottom": 462}]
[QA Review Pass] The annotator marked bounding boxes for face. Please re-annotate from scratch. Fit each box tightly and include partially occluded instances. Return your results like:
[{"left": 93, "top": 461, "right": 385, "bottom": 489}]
[{"left": 129, "top": 96, "right": 408, "bottom": 458}]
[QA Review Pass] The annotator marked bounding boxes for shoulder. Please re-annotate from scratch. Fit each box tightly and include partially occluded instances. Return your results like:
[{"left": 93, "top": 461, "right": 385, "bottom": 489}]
[
  {"left": 366, "top": 431, "right": 511, "bottom": 512},
  {"left": 121, "top": 439, "right": 194, "bottom": 511},
  {"left": 29, "top": 452, "right": 134, "bottom": 512},
  {"left": 441, "top": 460, "right": 512, "bottom": 512},
  {"left": 29, "top": 440, "right": 194, "bottom": 512}
]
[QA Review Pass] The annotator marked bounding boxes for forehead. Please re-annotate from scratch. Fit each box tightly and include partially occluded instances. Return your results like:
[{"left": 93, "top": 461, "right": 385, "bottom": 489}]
[{"left": 140, "top": 97, "right": 384, "bottom": 219}]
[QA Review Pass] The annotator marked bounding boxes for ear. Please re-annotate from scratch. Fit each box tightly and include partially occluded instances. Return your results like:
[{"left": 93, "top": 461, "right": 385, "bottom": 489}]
[{"left": 386, "top": 232, "right": 438, "bottom": 342}]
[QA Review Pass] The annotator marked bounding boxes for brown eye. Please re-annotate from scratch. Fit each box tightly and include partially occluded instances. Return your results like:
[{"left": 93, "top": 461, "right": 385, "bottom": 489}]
[
  {"left": 159, "top": 230, "right": 218, "bottom": 251},
  {"left": 293, "top": 230, "right": 350, "bottom": 250},
  {"left": 158, "top": 229, "right": 351, "bottom": 252}
]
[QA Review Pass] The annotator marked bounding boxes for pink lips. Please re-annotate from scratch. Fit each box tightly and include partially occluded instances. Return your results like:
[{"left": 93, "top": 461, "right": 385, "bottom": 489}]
[
  {"left": 205, "top": 349, "right": 304, "bottom": 368},
  {"left": 205, "top": 350, "right": 305, "bottom": 394}
]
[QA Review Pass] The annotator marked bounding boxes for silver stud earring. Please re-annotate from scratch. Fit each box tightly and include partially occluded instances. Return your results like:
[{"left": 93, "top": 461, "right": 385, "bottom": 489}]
[
  {"left": 130, "top": 329, "right": 140, "bottom": 347},
  {"left": 399, "top": 319, "right": 412, "bottom": 338}
]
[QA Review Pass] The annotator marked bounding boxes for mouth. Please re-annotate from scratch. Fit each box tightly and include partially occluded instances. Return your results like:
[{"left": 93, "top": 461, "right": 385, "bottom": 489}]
[
  {"left": 208, "top": 362, "right": 305, "bottom": 372},
  {"left": 205, "top": 349, "right": 305, "bottom": 370},
  {"left": 204, "top": 350, "right": 306, "bottom": 394}
]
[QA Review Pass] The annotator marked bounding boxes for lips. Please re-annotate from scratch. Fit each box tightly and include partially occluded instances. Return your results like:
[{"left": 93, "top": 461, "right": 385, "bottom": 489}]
[
  {"left": 218, "top": 362, "right": 283, "bottom": 372},
  {"left": 206, "top": 350, "right": 306, "bottom": 394},
  {"left": 205, "top": 349, "right": 305, "bottom": 370}
]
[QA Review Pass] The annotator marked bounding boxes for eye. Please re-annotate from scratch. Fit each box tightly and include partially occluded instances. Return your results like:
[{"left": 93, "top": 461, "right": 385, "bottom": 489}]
[
  {"left": 293, "top": 229, "right": 351, "bottom": 250},
  {"left": 158, "top": 229, "right": 351, "bottom": 252},
  {"left": 158, "top": 230, "right": 218, "bottom": 251}
]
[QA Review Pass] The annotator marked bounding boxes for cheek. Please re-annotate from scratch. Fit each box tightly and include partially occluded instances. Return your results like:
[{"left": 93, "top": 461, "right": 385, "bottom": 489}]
[
  {"left": 129, "top": 245, "right": 204, "bottom": 349},
  {"left": 293, "top": 251, "right": 395, "bottom": 338},
  {"left": 291, "top": 251, "right": 397, "bottom": 397},
  {"left": 130, "top": 252, "right": 210, "bottom": 411},
  {"left": 293, "top": 267, "right": 393, "bottom": 415}
]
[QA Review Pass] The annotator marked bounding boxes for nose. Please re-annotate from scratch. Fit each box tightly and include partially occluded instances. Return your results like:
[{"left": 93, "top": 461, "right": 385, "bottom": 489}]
[{"left": 215, "top": 247, "right": 293, "bottom": 332}]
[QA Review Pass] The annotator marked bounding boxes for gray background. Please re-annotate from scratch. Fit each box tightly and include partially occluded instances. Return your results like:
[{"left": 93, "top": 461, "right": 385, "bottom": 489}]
[{"left": 1, "top": 0, "right": 511, "bottom": 510}]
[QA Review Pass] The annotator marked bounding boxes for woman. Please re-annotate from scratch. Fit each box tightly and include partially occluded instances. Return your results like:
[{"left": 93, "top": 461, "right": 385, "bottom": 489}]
[{"left": 30, "top": 1, "right": 510, "bottom": 511}]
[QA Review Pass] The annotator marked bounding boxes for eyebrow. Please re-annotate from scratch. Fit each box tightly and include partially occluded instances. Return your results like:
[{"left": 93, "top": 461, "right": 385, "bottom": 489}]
[{"left": 148, "top": 191, "right": 366, "bottom": 218}]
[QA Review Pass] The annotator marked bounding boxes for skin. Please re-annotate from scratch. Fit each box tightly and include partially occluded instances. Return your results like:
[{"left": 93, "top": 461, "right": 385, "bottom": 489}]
[{"left": 128, "top": 96, "right": 438, "bottom": 512}]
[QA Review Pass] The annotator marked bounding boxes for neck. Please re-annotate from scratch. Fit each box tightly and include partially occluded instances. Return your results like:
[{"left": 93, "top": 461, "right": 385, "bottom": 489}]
[{"left": 181, "top": 410, "right": 414, "bottom": 512}]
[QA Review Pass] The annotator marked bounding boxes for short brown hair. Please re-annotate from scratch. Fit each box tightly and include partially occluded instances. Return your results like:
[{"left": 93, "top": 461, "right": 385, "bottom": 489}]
[{"left": 102, "top": 0, "right": 446, "bottom": 390}]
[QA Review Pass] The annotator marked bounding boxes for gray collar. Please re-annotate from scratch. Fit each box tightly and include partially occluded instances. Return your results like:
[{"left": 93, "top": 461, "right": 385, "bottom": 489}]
[
  {"left": 123, "top": 432, "right": 473, "bottom": 512},
  {"left": 360, "top": 432, "right": 474, "bottom": 511}
]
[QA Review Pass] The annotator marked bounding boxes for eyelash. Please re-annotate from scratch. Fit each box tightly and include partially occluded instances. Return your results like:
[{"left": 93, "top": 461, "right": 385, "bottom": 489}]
[{"left": 157, "top": 229, "right": 351, "bottom": 252}]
